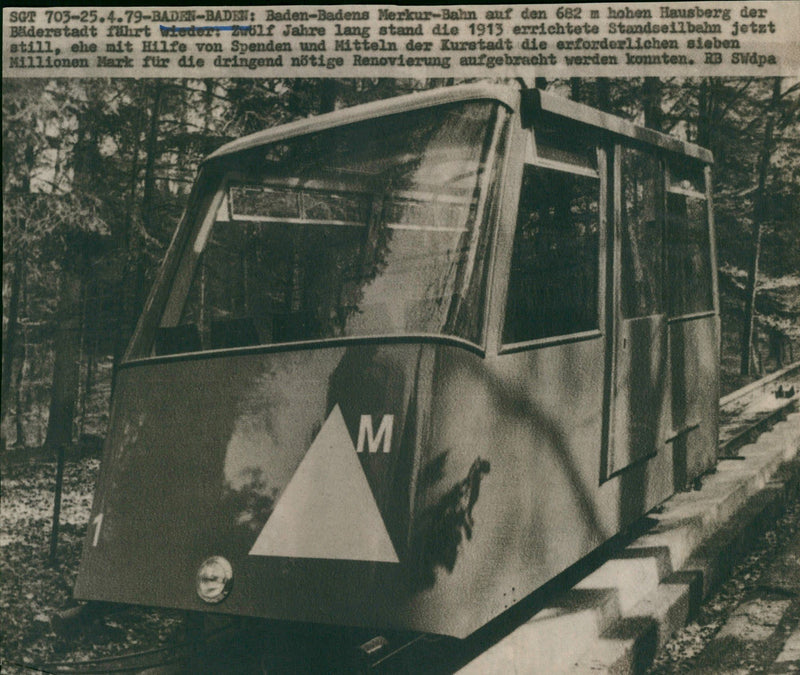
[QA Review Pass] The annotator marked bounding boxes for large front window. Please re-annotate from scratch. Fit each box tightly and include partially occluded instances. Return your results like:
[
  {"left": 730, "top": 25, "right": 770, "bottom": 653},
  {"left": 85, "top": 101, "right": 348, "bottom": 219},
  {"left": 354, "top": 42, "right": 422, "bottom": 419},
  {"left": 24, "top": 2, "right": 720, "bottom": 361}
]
[{"left": 154, "top": 101, "right": 505, "bottom": 355}]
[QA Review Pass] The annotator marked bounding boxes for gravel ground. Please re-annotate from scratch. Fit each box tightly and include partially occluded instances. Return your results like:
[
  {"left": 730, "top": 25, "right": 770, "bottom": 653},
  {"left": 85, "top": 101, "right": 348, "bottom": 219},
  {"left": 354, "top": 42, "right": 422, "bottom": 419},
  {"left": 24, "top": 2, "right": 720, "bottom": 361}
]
[
  {"left": 0, "top": 456, "right": 185, "bottom": 674},
  {"left": 649, "top": 493, "right": 800, "bottom": 673}
]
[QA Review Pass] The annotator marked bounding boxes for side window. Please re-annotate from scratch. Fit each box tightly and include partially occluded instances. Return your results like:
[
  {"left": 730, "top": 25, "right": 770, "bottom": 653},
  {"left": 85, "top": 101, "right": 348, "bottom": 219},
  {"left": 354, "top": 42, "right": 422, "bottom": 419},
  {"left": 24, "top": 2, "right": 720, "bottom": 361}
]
[
  {"left": 620, "top": 147, "right": 663, "bottom": 318},
  {"left": 503, "top": 160, "right": 600, "bottom": 344},
  {"left": 666, "top": 162, "right": 713, "bottom": 316}
]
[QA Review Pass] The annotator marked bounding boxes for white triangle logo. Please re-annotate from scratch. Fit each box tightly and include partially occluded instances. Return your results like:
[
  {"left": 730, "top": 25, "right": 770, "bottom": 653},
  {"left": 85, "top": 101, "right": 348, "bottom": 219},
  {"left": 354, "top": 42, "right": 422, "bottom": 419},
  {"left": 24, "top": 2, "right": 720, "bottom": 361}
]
[{"left": 248, "top": 405, "right": 399, "bottom": 563}]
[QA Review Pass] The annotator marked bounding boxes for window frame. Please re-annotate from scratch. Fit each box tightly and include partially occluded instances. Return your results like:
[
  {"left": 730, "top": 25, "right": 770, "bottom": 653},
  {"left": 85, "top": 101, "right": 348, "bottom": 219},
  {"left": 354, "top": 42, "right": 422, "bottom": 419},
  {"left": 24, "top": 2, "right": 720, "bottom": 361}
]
[
  {"left": 617, "top": 143, "right": 668, "bottom": 321},
  {"left": 498, "top": 127, "right": 607, "bottom": 354},
  {"left": 137, "top": 101, "right": 510, "bottom": 361},
  {"left": 664, "top": 160, "right": 716, "bottom": 322}
]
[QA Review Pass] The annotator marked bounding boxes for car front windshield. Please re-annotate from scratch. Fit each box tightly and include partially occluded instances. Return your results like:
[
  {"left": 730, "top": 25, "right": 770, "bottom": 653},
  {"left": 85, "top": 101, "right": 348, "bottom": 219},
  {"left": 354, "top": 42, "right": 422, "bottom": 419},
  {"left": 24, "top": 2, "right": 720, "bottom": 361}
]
[{"left": 154, "top": 100, "right": 505, "bottom": 356}]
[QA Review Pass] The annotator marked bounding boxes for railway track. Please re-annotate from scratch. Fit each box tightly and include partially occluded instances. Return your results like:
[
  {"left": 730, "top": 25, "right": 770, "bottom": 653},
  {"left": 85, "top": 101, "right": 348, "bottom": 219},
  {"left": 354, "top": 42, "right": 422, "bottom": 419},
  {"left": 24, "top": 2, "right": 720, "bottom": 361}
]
[
  {"left": 18, "top": 363, "right": 800, "bottom": 675},
  {"left": 719, "top": 362, "right": 800, "bottom": 457},
  {"left": 16, "top": 643, "right": 195, "bottom": 674}
]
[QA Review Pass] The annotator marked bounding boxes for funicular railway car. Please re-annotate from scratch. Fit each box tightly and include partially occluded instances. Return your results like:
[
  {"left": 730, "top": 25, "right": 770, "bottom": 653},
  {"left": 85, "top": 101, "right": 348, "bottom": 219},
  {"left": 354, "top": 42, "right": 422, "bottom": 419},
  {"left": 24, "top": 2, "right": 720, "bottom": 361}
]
[{"left": 75, "top": 83, "right": 719, "bottom": 639}]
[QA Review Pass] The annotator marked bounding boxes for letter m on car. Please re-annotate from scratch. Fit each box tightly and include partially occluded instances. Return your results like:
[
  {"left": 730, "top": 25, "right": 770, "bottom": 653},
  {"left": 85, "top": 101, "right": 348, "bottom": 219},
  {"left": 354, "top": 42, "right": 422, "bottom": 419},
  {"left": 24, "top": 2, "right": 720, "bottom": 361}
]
[{"left": 356, "top": 415, "right": 394, "bottom": 453}]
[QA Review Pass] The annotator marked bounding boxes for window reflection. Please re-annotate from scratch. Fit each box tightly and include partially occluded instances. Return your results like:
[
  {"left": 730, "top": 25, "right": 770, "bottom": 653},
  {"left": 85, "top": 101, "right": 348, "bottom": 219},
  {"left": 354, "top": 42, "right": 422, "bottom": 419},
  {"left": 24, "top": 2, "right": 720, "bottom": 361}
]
[
  {"left": 666, "top": 165, "right": 712, "bottom": 316},
  {"left": 503, "top": 165, "right": 600, "bottom": 343},
  {"left": 156, "top": 102, "right": 505, "bottom": 355},
  {"left": 621, "top": 148, "right": 663, "bottom": 318}
]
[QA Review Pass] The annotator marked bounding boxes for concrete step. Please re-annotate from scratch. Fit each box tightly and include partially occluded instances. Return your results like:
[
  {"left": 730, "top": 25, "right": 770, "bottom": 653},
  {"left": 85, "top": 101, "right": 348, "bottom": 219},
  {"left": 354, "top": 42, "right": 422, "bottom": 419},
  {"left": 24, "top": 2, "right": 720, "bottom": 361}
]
[
  {"left": 457, "top": 412, "right": 800, "bottom": 675},
  {"left": 650, "top": 507, "right": 800, "bottom": 673}
]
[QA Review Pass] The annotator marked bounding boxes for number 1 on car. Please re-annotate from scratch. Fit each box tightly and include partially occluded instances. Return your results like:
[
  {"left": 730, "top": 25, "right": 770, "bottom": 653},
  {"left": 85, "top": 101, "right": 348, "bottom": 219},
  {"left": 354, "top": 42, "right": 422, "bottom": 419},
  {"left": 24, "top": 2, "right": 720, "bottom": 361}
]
[{"left": 92, "top": 513, "right": 103, "bottom": 547}]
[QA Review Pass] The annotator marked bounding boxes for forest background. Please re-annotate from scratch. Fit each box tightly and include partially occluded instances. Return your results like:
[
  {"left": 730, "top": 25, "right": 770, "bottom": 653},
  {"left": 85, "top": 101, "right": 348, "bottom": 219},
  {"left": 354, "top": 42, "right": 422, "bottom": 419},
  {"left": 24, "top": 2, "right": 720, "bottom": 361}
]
[{"left": 2, "top": 76, "right": 799, "bottom": 456}]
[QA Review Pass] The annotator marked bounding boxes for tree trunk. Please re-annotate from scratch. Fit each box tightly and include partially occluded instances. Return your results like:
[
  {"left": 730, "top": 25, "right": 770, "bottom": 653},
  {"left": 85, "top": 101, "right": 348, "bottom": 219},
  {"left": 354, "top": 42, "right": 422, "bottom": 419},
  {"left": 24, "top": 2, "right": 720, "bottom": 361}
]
[
  {"left": 696, "top": 78, "right": 713, "bottom": 148},
  {"left": 643, "top": 77, "right": 663, "bottom": 131},
  {"left": 129, "top": 83, "right": 164, "bottom": 345},
  {"left": 111, "top": 85, "right": 146, "bottom": 392},
  {"left": 1, "top": 251, "right": 25, "bottom": 450},
  {"left": 142, "top": 82, "right": 164, "bottom": 239},
  {"left": 204, "top": 81, "right": 215, "bottom": 131},
  {"left": 741, "top": 77, "right": 782, "bottom": 376},
  {"left": 14, "top": 340, "right": 27, "bottom": 448},
  {"left": 318, "top": 79, "right": 338, "bottom": 114},
  {"left": 78, "top": 276, "right": 96, "bottom": 437},
  {"left": 596, "top": 78, "right": 611, "bottom": 112},
  {"left": 570, "top": 78, "right": 582, "bottom": 102},
  {"left": 44, "top": 272, "right": 82, "bottom": 451}
]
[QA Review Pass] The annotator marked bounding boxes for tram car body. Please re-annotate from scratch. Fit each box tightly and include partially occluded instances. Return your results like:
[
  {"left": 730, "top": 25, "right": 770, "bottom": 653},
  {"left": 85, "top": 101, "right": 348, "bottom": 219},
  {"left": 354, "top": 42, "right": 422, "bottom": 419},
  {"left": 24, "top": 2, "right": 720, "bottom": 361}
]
[{"left": 75, "top": 83, "right": 719, "bottom": 638}]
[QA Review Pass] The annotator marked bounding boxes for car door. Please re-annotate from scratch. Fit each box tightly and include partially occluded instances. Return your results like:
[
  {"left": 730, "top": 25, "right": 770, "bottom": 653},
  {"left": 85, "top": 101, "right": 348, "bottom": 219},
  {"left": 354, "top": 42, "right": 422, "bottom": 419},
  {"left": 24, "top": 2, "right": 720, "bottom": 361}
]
[{"left": 607, "top": 144, "right": 668, "bottom": 477}]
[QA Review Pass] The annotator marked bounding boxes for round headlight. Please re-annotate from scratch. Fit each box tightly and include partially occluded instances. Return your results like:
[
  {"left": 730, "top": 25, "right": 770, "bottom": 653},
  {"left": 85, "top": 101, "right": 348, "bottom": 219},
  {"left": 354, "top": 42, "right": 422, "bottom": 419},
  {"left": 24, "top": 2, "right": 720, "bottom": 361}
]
[{"left": 196, "top": 556, "right": 233, "bottom": 604}]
